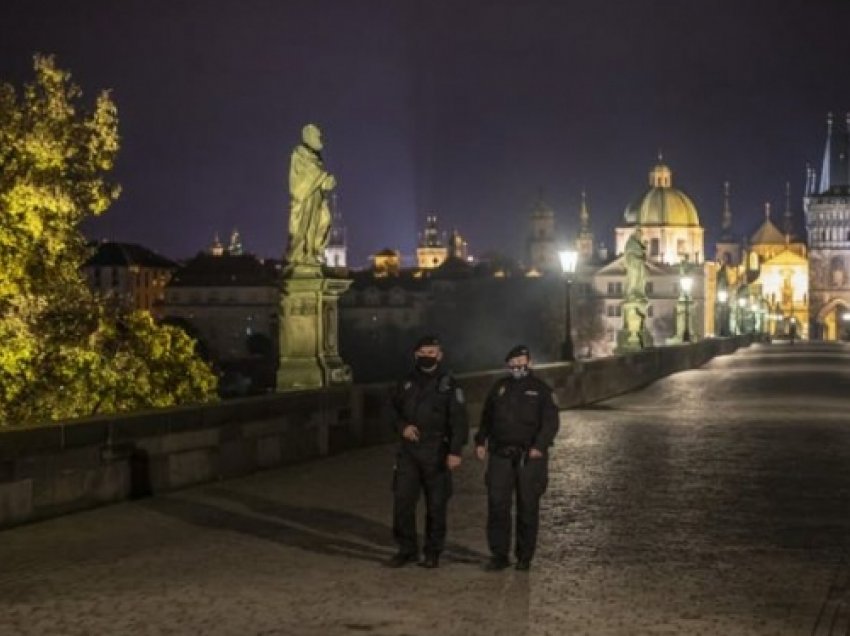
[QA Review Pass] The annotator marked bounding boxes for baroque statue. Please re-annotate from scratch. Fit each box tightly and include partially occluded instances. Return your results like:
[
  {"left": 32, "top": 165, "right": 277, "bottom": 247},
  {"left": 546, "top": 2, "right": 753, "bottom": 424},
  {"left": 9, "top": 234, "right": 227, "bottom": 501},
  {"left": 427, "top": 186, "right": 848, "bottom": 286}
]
[
  {"left": 624, "top": 226, "right": 648, "bottom": 300},
  {"left": 287, "top": 123, "right": 336, "bottom": 267}
]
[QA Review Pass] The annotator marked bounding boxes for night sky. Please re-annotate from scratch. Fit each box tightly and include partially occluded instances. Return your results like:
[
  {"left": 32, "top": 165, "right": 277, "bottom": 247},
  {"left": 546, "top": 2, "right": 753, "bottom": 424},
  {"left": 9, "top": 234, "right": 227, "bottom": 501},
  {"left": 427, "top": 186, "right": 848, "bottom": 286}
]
[{"left": 3, "top": 0, "right": 850, "bottom": 266}]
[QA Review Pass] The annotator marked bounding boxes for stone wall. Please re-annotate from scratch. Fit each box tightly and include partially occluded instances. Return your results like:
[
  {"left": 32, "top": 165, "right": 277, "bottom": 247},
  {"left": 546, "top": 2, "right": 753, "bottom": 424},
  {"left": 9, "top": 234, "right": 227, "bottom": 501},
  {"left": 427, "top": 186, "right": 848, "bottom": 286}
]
[{"left": 0, "top": 336, "right": 752, "bottom": 529}]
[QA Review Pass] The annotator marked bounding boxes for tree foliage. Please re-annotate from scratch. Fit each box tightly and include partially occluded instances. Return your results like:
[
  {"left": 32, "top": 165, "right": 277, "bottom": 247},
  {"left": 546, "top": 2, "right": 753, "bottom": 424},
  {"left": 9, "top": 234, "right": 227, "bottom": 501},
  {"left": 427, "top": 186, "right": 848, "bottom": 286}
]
[{"left": 0, "top": 55, "right": 217, "bottom": 425}]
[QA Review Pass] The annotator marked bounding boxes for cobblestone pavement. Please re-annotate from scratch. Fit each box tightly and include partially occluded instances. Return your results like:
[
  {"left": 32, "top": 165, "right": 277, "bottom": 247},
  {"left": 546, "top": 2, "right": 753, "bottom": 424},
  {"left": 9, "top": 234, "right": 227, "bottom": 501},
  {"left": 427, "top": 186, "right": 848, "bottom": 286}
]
[{"left": 2, "top": 343, "right": 850, "bottom": 635}]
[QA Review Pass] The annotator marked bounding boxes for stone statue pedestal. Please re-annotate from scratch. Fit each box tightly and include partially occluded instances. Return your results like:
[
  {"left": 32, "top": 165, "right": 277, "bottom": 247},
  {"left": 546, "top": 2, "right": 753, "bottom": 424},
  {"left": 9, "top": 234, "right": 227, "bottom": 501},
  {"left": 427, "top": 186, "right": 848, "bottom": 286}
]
[
  {"left": 276, "top": 266, "right": 352, "bottom": 391},
  {"left": 615, "top": 298, "right": 654, "bottom": 353}
]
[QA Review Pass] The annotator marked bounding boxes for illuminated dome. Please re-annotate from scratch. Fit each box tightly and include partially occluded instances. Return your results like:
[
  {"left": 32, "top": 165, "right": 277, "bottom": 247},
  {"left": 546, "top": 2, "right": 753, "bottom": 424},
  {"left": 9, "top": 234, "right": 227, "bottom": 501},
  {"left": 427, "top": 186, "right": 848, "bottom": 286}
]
[{"left": 623, "top": 163, "right": 700, "bottom": 227}]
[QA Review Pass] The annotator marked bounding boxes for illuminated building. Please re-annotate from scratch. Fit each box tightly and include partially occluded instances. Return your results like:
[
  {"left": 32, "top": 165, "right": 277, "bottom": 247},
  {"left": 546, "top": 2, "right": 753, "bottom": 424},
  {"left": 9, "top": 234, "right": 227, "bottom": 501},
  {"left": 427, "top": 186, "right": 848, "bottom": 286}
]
[
  {"left": 372, "top": 248, "right": 402, "bottom": 277},
  {"left": 586, "top": 157, "right": 713, "bottom": 354},
  {"left": 805, "top": 112, "right": 850, "bottom": 340},
  {"left": 83, "top": 241, "right": 177, "bottom": 312},
  {"left": 615, "top": 157, "right": 705, "bottom": 265},
  {"left": 416, "top": 215, "right": 448, "bottom": 269},
  {"left": 745, "top": 199, "right": 809, "bottom": 338}
]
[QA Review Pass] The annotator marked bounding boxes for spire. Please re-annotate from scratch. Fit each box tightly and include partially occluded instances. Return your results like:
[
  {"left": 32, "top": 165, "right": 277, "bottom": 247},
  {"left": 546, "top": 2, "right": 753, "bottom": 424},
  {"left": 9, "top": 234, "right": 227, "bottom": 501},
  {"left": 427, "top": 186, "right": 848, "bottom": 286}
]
[
  {"left": 210, "top": 232, "right": 224, "bottom": 257},
  {"left": 804, "top": 163, "right": 812, "bottom": 197},
  {"left": 576, "top": 190, "right": 594, "bottom": 261},
  {"left": 721, "top": 181, "right": 732, "bottom": 234},
  {"left": 764, "top": 202, "right": 771, "bottom": 220},
  {"left": 819, "top": 111, "right": 850, "bottom": 193},
  {"left": 783, "top": 181, "right": 793, "bottom": 236},
  {"left": 579, "top": 190, "right": 590, "bottom": 231}
]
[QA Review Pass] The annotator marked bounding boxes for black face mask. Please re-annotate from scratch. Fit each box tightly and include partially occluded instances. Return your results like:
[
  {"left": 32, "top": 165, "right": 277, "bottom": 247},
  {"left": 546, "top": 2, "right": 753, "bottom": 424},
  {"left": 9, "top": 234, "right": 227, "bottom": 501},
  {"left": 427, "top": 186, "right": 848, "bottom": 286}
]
[{"left": 415, "top": 355, "right": 438, "bottom": 371}]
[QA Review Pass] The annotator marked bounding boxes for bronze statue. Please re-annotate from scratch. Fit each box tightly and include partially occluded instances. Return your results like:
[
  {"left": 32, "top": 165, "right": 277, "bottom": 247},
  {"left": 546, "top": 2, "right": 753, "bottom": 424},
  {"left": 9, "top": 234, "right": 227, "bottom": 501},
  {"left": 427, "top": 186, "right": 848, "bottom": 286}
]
[{"left": 287, "top": 124, "right": 336, "bottom": 266}]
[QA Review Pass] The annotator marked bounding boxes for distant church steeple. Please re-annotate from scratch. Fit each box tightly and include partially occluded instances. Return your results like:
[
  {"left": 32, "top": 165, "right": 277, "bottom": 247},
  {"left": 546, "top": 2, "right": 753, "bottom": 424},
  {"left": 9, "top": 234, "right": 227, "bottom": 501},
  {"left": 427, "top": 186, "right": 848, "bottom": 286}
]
[
  {"left": 210, "top": 232, "right": 224, "bottom": 256},
  {"left": 721, "top": 181, "right": 733, "bottom": 241},
  {"left": 783, "top": 182, "right": 794, "bottom": 236},
  {"left": 576, "top": 190, "right": 594, "bottom": 262},
  {"left": 715, "top": 181, "right": 741, "bottom": 266}
]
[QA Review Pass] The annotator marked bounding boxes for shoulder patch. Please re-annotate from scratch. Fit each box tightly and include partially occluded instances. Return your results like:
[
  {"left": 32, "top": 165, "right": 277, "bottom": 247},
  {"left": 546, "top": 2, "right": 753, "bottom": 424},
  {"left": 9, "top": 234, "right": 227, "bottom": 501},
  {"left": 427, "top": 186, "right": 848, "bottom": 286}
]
[
  {"left": 551, "top": 392, "right": 560, "bottom": 407},
  {"left": 403, "top": 381, "right": 412, "bottom": 391},
  {"left": 498, "top": 384, "right": 506, "bottom": 397},
  {"left": 455, "top": 387, "right": 465, "bottom": 404}
]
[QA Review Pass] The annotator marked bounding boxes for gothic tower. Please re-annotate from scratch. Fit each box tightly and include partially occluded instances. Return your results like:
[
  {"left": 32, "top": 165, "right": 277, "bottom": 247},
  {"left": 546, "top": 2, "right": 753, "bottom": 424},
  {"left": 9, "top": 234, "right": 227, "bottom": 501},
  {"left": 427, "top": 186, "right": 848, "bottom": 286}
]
[{"left": 805, "top": 112, "right": 850, "bottom": 340}]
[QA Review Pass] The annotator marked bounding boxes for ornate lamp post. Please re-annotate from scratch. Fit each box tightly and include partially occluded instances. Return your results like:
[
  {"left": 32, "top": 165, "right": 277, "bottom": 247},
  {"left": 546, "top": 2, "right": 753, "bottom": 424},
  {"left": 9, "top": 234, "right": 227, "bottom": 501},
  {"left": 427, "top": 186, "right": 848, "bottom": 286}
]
[
  {"left": 680, "top": 275, "right": 693, "bottom": 342},
  {"left": 558, "top": 249, "right": 578, "bottom": 362},
  {"left": 737, "top": 297, "right": 747, "bottom": 335},
  {"left": 717, "top": 289, "right": 729, "bottom": 337}
]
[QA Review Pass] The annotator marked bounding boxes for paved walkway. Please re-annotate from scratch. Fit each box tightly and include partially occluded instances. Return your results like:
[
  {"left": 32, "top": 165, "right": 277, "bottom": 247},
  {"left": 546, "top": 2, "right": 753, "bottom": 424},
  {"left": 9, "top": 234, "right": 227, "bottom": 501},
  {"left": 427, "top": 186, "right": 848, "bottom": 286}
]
[{"left": 2, "top": 342, "right": 850, "bottom": 635}]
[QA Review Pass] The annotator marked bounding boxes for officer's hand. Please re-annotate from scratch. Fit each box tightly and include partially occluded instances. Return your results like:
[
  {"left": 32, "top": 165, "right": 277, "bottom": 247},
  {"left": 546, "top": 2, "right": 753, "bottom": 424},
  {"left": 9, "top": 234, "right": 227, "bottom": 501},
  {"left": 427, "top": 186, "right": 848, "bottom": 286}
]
[
  {"left": 446, "top": 454, "right": 462, "bottom": 470},
  {"left": 475, "top": 445, "right": 487, "bottom": 461},
  {"left": 528, "top": 448, "right": 544, "bottom": 459},
  {"left": 402, "top": 424, "right": 420, "bottom": 442}
]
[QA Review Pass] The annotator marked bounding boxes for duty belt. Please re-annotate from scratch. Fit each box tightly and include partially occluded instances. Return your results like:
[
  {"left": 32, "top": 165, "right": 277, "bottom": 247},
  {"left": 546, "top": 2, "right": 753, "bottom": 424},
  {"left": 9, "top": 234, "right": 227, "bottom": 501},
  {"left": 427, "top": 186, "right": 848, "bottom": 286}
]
[{"left": 493, "top": 444, "right": 527, "bottom": 459}]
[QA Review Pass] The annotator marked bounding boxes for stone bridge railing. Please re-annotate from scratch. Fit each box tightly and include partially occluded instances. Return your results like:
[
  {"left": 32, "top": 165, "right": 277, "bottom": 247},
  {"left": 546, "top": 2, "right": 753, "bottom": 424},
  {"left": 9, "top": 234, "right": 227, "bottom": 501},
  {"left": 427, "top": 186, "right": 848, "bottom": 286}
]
[{"left": 0, "top": 336, "right": 752, "bottom": 529}]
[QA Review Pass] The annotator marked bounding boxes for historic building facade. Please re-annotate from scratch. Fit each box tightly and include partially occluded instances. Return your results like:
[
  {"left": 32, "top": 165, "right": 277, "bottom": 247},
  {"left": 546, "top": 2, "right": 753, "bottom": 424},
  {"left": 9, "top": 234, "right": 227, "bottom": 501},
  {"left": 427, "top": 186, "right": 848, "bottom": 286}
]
[
  {"left": 615, "top": 159, "right": 705, "bottom": 265},
  {"left": 158, "top": 253, "right": 280, "bottom": 361},
  {"left": 83, "top": 241, "right": 178, "bottom": 312},
  {"left": 583, "top": 158, "right": 713, "bottom": 355},
  {"left": 805, "top": 113, "right": 850, "bottom": 340}
]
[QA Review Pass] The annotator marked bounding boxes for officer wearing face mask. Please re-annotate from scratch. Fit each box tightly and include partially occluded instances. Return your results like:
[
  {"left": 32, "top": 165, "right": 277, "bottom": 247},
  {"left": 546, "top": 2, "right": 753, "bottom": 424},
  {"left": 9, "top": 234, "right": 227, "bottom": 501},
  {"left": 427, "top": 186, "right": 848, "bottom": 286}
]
[
  {"left": 385, "top": 335, "right": 468, "bottom": 569},
  {"left": 475, "top": 345, "right": 559, "bottom": 572}
]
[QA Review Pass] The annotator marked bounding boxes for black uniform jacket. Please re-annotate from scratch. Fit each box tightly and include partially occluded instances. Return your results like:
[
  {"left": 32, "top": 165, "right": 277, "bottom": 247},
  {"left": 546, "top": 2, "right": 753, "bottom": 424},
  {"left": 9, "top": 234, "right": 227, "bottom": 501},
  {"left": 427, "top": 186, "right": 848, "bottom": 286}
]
[
  {"left": 475, "top": 373, "right": 559, "bottom": 452},
  {"left": 389, "top": 367, "right": 469, "bottom": 456}
]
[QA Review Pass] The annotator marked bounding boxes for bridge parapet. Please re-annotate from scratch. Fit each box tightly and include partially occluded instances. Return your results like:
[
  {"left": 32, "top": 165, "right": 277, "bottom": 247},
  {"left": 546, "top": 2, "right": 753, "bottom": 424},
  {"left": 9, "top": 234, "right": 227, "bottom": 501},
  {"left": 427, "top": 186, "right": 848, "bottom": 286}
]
[{"left": 0, "top": 336, "right": 752, "bottom": 529}]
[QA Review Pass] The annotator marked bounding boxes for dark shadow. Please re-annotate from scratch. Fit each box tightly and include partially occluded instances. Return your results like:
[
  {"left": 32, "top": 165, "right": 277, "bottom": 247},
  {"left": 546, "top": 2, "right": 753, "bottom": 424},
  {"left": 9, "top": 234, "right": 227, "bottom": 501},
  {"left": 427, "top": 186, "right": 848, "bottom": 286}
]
[
  {"left": 129, "top": 449, "right": 152, "bottom": 499},
  {"left": 204, "top": 488, "right": 487, "bottom": 564},
  {"left": 573, "top": 403, "right": 617, "bottom": 411},
  {"left": 145, "top": 489, "right": 487, "bottom": 565},
  {"left": 144, "top": 496, "right": 390, "bottom": 563}
]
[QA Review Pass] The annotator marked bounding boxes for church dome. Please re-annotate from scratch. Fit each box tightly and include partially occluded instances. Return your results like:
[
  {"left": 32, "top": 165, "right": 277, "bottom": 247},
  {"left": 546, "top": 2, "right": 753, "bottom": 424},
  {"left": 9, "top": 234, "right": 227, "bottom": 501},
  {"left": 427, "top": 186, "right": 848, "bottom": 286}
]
[{"left": 623, "top": 162, "right": 700, "bottom": 227}]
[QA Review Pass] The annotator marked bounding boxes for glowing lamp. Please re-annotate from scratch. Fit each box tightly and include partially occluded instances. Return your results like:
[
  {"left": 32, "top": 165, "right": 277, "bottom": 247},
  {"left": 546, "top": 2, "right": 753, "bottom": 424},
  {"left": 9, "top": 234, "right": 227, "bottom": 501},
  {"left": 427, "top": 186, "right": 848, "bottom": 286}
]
[{"left": 558, "top": 250, "right": 578, "bottom": 274}]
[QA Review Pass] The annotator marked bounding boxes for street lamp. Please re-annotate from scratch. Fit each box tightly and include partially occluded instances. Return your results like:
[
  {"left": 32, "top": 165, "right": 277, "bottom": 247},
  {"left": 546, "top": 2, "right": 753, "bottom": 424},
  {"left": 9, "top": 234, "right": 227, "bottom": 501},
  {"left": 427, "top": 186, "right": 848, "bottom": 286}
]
[
  {"left": 558, "top": 249, "right": 578, "bottom": 362},
  {"left": 717, "top": 289, "right": 729, "bottom": 337},
  {"left": 737, "top": 297, "right": 747, "bottom": 335},
  {"left": 680, "top": 275, "right": 693, "bottom": 342}
]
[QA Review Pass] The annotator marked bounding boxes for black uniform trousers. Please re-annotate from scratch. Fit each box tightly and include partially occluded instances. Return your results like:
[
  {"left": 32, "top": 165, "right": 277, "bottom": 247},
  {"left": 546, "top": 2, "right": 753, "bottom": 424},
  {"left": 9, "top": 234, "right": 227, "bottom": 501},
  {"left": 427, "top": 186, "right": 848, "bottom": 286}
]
[
  {"left": 392, "top": 439, "right": 452, "bottom": 557},
  {"left": 486, "top": 450, "right": 548, "bottom": 561}
]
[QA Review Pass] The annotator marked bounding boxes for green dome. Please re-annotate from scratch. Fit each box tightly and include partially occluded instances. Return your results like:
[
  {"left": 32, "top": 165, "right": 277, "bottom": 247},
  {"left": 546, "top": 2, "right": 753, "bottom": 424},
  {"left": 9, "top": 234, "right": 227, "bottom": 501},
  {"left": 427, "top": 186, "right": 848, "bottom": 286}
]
[{"left": 623, "top": 163, "right": 700, "bottom": 227}]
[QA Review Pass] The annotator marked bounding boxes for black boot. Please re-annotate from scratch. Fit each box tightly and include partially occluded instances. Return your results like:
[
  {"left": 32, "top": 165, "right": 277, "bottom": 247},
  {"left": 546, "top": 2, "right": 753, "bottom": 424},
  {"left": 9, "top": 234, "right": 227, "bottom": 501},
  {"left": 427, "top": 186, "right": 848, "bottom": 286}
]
[
  {"left": 385, "top": 552, "right": 418, "bottom": 568},
  {"left": 418, "top": 553, "right": 440, "bottom": 569},
  {"left": 484, "top": 556, "right": 510, "bottom": 571},
  {"left": 515, "top": 558, "right": 531, "bottom": 571}
]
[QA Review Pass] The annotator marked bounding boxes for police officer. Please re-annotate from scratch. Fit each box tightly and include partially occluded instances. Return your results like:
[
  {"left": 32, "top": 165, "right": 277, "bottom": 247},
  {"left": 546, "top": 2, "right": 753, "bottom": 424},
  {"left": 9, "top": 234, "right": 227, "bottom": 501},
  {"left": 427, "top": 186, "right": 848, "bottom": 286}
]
[
  {"left": 386, "top": 335, "right": 468, "bottom": 569},
  {"left": 475, "top": 345, "right": 559, "bottom": 571}
]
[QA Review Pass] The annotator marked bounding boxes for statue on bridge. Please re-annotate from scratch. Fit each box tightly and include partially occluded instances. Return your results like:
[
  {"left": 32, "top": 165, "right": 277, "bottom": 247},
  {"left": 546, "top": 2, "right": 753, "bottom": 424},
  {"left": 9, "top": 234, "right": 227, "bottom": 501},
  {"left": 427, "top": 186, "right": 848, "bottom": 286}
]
[
  {"left": 616, "top": 226, "right": 653, "bottom": 352},
  {"left": 624, "top": 226, "right": 648, "bottom": 301},
  {"left": 286, "top": 123, "right": 336, "bottom": 267},
  {"left": 277, "top": 123, "right": 351, "bottom": 390}
]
